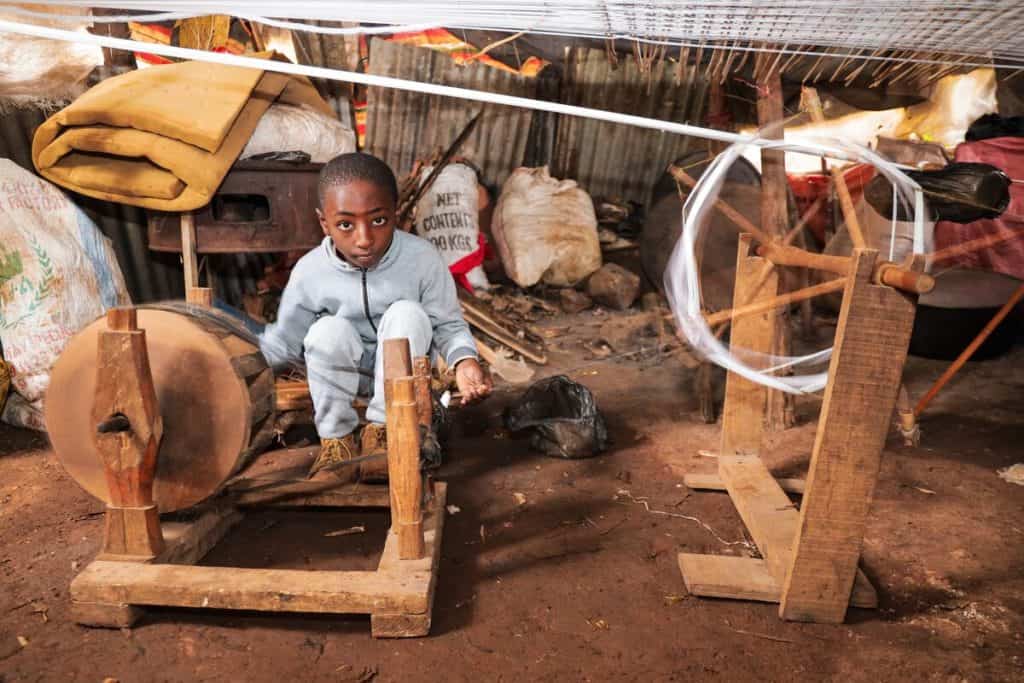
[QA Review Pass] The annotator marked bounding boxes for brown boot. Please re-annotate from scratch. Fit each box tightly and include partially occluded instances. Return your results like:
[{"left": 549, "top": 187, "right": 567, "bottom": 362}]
[
  {"left": 308, "top": 433, "right": 360, "bottom": 482},
  {"left": 358, "top": 423, "right": 388, "bottom": 483}
]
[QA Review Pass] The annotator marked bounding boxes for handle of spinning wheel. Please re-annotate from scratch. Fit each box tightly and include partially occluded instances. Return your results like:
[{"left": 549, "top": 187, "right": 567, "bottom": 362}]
[{"left": 874, "top": 264, "right": 935, "bottom": 295}]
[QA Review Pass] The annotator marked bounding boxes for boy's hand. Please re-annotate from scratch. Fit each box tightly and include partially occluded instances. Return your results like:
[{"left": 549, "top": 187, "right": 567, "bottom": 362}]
[{"left": 454, "top": 358, "right": 493, "bottom": 405}]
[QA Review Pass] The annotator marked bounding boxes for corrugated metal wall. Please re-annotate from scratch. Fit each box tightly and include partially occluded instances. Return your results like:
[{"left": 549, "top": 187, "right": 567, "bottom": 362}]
[
  {"left": 2, "top": 39, "right": 712, "bottom": 303},
  {"left": 365, "top": 39, "right": 538, "bottom": 188},
  {"left": 552, "top": 47, "right": 710, "bottom": 207}
]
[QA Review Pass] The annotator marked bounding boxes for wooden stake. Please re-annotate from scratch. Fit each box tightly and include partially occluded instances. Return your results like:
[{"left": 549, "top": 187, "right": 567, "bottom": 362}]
[
  {"left": 757, "top": 58, "right": 795, "bottom": 432},
  {"left": 180, "top": 212, "right": 199, "bottom": 290},
  {"left": 384, "top": 376, "right": 424, "bottom": 560}
]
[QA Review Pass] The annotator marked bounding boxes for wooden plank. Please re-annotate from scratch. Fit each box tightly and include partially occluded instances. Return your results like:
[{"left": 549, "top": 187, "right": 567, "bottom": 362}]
[
  {"left": 228, "top": 480, "right": 391, "bottom": 508},
  {"left": 679, "top": 554, "right": 877, "bottom": 609},
  {"left": 720, "top": 237, "right": 777, "bottom": 456},
  {"left": 780, "top": 249, "right": 916, "bottom": 623},
  {"left": 680, "top": 553, "right": 779, "bottom": 602},
  {"left": 718, "top": 455, "right": 798, "bottom": 583},
  {"left": 70, "top": 562, "right": 428, "bottom": 616},
  {"left": 158, "top": 505, "right": 243, "bottom": 565},
  {"left": 684, "top": 472, "right": 806, "bottom": 495}
]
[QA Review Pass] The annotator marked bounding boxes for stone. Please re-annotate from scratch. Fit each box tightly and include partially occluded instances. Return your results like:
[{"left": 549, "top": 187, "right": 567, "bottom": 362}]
[
  {"left": 586, "top": 263, "right": 641, "bottom": 311},
  {"left": 559, "top": 288, "right": 594, "bottom": 314}
]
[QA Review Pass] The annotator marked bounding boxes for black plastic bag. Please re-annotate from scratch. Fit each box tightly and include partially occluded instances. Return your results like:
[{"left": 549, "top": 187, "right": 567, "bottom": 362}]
[
  {"left": 504, "top": 375, "right": 609, "bottom": 459},
  {"left": 966, "top": 114, "right": 1024, "bottom": 142},
  {"left": 864, "top": 162, "right": 1011, "bottom": 224}
]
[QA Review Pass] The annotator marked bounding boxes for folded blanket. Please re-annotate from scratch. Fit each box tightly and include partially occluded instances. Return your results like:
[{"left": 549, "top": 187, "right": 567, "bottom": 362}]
[{"left": 32, "top": 59, "right": 332, "bottom": 211}]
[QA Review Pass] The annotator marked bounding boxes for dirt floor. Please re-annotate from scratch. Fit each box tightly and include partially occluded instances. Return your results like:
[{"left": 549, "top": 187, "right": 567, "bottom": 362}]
[{"left": 2, "top": 306, "right": 1023, "bottom": 682}]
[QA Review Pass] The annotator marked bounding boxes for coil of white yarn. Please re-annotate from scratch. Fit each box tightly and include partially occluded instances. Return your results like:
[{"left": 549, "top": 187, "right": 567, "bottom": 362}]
[{"left": 664, "top": 138, "right": 928, "bottom": 395}]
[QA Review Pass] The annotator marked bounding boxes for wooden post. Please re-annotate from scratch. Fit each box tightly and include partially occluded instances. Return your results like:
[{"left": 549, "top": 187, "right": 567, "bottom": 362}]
[
  {"left": 361, "top": 338, "right": 415, "bottom": 482},
  {"left": 779, "top": 249, "right": 918, "bottom": 622},
  {"left": 756, "top": 55, "right": 795, "bottom": 431},
  {"left": 92, "top": 307, "right": 165, "bottom": 559},
  {"left": 720, "top": 235, "right": 778, "bottom": 456},
  {"left": 181, "top": 212, "right": 199, "bottom": 291},
  {"left": 384, "top": 375, "right": 424, "bottom": 560},
  {"left": 412, "top": 356, "right": 432, "bottom": 428}
]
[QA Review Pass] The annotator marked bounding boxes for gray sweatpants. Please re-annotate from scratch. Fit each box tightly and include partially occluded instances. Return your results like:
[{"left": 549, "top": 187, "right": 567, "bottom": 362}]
[{"left": 303, "top": 300, "right": 432, "bottom": 438}]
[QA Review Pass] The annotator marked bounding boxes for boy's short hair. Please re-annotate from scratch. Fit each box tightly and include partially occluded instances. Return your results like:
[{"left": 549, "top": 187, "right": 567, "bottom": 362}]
[{"left": 318, "top": 152, "right": 399, "bottom": 207}]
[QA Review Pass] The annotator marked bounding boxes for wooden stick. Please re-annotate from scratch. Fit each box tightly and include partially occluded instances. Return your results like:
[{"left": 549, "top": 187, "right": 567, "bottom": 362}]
[
  {"left": 927, "top": 228, "right": 1024, "bottom": 266},
  {"left": 384, "top": 376, "right": 424, "bottom": 560},
  {"left": 757, "top": 243, "right": 852, "bottom": 276},
  {"left": 705, "top": 279, "right": 847, "bottom": 327},
  {"left": 181, "top": 212, "right": 199, "bottom": 290},
  {"left": 669, "top": 167, "right": 776, "bottom": 246},
  {"left": 459, "top": 300, "right": 547, "bottom": 364},
  {"left": 398, "top": 111, "right": 482, "bottom": 230},
  {"left": 914, "top": 281, "right": 1024, "bottom": 417},
  {"left": 801, "top": 87, "right": 867, "bottom": 250}
]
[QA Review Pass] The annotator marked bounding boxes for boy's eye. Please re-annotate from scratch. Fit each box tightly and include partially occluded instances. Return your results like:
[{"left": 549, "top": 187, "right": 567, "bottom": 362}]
[
  {"left": 337, "top": 221, "right": 354, "bottom": 231},
  {"left": 371, "top": 216, "right": 388, "bottom": 227}
]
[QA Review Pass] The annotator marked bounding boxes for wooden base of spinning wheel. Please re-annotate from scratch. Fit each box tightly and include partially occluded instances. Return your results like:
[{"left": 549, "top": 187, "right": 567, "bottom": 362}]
[
  {"left": 679, "top": 242, "right": 920, "bottom": 623},
  {"left": 62, "top": 306, "right": 444, "bottom": 638}
]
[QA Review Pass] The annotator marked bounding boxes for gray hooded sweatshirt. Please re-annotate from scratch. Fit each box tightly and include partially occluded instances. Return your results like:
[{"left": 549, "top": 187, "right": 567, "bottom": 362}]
[{"left": 259, "top": 231, "right": 478, "bottom": 370}]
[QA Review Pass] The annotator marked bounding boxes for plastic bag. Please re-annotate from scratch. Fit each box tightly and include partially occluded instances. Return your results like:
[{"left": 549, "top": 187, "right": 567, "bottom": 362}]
[
  {"left": 415, "top": 162, "right": 490, "bottom": 292},
  {"left": 966, "top": 114, "right": 1024, "bottom": 142},
  {"left": 0, "top": 159, "right": 130, "bottom": 430},
  {"left": 504, "top": 375, "right": 608, "bottom": 459},
  {"left": 241, "top": 103, "right": 356, "bottom": 163},
  {"left": 491, "top": 167, "right": 601, "bottom": 288},
  {"left": 865, "top": 162, "right": 1010, "bottom": 224}
]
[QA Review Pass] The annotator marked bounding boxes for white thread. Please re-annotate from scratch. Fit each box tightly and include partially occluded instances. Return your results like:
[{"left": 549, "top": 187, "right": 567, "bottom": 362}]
[
  {"left": 17, "top": 1, "right": 1024, "bottom": 68},
  {"left": 0, "top": 17, "right": 874, "bottom": 163},
  {"left": 664, "top": 139, "right": 924, "bottom": 395}
]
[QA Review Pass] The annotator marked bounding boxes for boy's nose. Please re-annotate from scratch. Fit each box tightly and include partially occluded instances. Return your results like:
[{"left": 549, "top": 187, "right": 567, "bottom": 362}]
[{"left": 355, "top": 225, "right": 372, "bottom": 248}]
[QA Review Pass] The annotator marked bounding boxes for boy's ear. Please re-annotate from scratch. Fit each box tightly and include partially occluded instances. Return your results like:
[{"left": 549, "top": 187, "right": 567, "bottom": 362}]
[{"left": 315, "top": 208, "right": 328, "bottom": 235}]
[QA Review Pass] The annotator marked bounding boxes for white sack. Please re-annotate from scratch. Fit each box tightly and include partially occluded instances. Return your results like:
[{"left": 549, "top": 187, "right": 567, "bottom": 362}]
[
  {"left": 415, "top": 162, "right": 489, "bottom": 291},
  {"left": 0, "top": 159, "right": 130, "bottom": 430},
  {"left": 491, "top": 166, "right": 601, "bottom": 288},
  {"left": 242, "top": 103, "right": 356, "bottom": 163}
]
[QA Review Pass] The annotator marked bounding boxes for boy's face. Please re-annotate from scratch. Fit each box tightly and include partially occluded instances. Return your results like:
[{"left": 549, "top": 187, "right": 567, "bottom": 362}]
[{"left": 317, "top": 179, "right": 397, "bottom": 270}]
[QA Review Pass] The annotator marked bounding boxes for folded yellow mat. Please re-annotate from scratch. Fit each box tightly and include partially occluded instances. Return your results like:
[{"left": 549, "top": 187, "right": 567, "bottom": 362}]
[{"left": 32, "top": 60, "right": 332, "bottom": 211}]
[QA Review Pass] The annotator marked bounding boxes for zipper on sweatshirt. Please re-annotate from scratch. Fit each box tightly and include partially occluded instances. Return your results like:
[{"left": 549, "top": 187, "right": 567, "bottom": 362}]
[{"left": 361, "top": 268, "right": 378, "bottom": 335}]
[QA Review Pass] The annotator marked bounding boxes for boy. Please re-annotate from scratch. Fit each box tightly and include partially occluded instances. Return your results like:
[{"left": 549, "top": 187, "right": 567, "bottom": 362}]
[{"left": 259, "top": 153, "right": 492, "bottom": 481}]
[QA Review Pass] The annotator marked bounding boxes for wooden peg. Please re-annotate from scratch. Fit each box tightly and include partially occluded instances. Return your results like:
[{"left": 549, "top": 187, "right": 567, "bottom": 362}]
[
  {"left": 412, "top": 356, "right": 432, "bottom": 428},
  {"left": 384, "top": 376, "right": 424, "bottom": 560}
]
